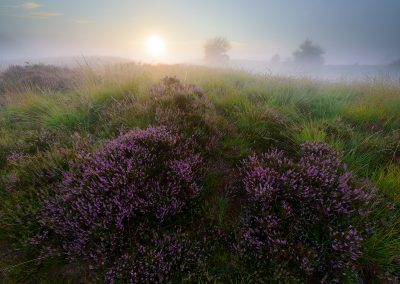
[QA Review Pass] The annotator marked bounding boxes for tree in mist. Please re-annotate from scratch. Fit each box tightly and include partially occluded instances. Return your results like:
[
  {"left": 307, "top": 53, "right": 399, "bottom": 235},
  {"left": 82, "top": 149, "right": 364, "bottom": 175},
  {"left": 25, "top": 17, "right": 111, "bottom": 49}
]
[
  {"left": 389, "top": 58, "right": 400, "bottom": 68},
  {"left": 269, "top": 54, "right": 281, "bottom": 65},
  {"left": 293, "top": 39, "right": 325, "bottom": 67},
  {"left": 204, "top": 37, "right": 231, "bottom": 65}
]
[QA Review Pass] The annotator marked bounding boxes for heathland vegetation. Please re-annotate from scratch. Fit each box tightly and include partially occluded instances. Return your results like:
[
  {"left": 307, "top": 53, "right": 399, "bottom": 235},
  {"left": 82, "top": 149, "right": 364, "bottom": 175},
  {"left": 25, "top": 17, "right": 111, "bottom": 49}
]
[{"left": 0, "top": 63, "right": 399, "bottom": 283}]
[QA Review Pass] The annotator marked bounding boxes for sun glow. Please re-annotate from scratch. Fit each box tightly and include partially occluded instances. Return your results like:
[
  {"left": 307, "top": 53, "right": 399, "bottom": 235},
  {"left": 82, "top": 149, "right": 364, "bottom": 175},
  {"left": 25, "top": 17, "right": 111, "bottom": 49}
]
[{"left": 145, "top": 35, "right": 166, "bottom": 57}]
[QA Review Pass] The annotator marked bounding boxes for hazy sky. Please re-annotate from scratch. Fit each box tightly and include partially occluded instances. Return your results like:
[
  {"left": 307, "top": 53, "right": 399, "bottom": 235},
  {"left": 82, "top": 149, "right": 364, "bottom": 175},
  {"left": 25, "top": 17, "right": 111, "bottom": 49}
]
[{"left": 1, "top": 0, "right": 400, "bottom": 64}]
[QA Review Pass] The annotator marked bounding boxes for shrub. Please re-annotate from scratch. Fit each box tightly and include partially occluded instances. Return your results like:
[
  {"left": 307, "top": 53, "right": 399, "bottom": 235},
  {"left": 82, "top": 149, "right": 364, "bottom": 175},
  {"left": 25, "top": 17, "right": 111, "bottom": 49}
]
[
  {"left": 105, "top": 231, "right": 189, "bottom": 283},
  {"left": 37, "top": 126, "right": 203, "bottom": 280},
  {"left": 0, "top": 132, "right": 95, "bottom": 264},
  {"left": 0, "top": 64, "right": 75, "bottom": 93},
  {"left": 237, "top": 142, "right": 377, "bottom": 282},
  {"left": 104, "top": 228, "right": 219, "bottom": 284},
  {"left": 149, "top": 76, "right": 205, "bottom": 100},
  {"left": 150, "top": 77, "right": 230, "bottom": 153}
]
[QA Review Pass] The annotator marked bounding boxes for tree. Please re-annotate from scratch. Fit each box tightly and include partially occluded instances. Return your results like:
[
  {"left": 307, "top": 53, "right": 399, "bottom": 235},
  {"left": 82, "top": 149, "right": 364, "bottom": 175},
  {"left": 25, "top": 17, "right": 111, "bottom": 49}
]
[
  {"left": 204, "top": 37, "right": 231, "bottom": 65},
  {"left": 269, "top": 54, "right": 281, "bottom": 65},
  {"left": 293, "top": 39, "right": 325, "bottom": 67},
  {"left": 389, "top": 58, "right": 400, "bottom": 68}
]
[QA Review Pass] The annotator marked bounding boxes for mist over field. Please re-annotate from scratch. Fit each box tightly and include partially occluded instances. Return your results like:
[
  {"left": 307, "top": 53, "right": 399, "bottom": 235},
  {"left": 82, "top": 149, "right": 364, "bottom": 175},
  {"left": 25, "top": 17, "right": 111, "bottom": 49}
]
[
  {"left": 1, "top": 0, "right": 400, "bottom": 81},
  {"left": 1, "top": 1, "right": 399, "bottom": 283}
]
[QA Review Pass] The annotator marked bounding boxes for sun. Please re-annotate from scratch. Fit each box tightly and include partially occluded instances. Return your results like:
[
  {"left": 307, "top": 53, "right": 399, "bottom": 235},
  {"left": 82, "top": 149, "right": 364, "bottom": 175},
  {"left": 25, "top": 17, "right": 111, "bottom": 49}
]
[{"left": 145, "top": 35, "right": 166, "bottom": 57}]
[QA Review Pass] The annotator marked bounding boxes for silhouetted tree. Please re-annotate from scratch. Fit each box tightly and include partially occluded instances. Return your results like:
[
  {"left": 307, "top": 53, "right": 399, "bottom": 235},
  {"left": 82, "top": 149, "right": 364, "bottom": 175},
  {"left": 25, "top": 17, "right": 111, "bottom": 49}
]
[
  {"left": 204, "top": 37, "right": 231, "bottom": 65},
  {"left": 389, "top": 58, "right": 400, "bottom": 68},
  {"left": 293, "top": 39, "right": 325, "bottom": 67},
  {"left": 269, "top": 54, "right": 281, "bottom": 65}
]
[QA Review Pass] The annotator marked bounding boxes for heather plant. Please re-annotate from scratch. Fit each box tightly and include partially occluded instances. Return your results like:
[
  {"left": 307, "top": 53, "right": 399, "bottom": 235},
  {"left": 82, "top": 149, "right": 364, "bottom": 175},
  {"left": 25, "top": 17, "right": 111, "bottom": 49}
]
[
  {"left": 0, "top": 64, "right": 76, "bottom": 94},
  {"left": 149, "top": 76, "right": 205, "bottom": 100},
  {"left": 36, "top": 126, "right": 203, "bottom": 281},
  {"left": 0, "top": 128, "right": 55, "bottom": 171},
  {"left": 105, "top": 227, "right": 222, "bottom": 283},
  {"left": 151, "top": 77, "right": 231, "bottom": 153},
  {"left": 105, "top": 231, "right": 189, "bottom": 283},
  {"left": 237, "top": 142, "right": 377, "bottom": 282},
  {"left": 0, "top": 133, "right": 92, "bottom": 249}
]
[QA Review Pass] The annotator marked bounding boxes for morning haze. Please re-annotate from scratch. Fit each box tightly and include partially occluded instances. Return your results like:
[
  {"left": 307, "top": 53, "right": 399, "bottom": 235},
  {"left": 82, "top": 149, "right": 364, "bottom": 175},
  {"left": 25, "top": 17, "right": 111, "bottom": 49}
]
[{"left": 1, "top": 0, "right": 400, "bottom": 65}]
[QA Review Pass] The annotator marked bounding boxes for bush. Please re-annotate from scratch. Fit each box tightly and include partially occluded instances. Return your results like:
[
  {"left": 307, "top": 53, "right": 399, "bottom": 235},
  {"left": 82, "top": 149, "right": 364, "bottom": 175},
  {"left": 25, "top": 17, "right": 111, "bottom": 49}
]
[
  {"left": 237, "top": 142, "right": 377, "bottom": 282},
  {"left": 36, "top": 126, "right": 203, "bottom": 281},
  {"left": 149, "top": 76, "right": 205, "bottom": 100},
  {"left": 0, "top": 145, "right": 78, "bottom": 247},
  {"left": 0, "top": 64, "right": 75, "bottom": 93},
  {"left": 105, "top": 228, "right": 218, "bottom": 284},
  {"left": 105, "top": 231, "right": 189, "bottom": 283},
  {"left": 151, "top": 77, "right": 230, "bottom": 153}
]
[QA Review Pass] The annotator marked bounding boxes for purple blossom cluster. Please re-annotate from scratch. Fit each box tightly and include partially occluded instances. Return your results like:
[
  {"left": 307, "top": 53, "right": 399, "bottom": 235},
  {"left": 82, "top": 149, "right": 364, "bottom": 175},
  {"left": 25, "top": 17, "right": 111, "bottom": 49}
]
[
  {"left": 105, "top": 232, "right": 187, "bottom": 284},
  {"left": 7, "top": 150, "right": 26, "bottom": 164},
  {"left": 237, "top": 142, "right": 376, "bottom": 281},
  {"left": 38, "top": 126, "right": 203, "bottom": 281},
  {"left": 104, "top": 226, "right": 223, "bottom": 283}
]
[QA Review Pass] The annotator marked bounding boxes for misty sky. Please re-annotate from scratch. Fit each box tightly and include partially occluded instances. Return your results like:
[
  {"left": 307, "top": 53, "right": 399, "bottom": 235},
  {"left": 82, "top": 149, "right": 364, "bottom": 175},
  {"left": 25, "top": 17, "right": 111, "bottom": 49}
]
[{"left": 1, "top": 0, "right": 400, "bottom": 64}]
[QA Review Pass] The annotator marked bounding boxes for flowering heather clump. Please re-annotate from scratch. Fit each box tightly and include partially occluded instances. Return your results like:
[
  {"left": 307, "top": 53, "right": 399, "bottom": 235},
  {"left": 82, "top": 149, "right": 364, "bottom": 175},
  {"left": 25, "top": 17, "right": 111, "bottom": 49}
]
[
  {"left": 38, "top": 126, "right": 203, "bottom": 279},
  {"left": 237, "top": 142, "right": 377, "bottom": 282},
  {"left": 150, "top": 77, "right": 229, "bottom": 152},
  {"left": 0, "top": 64, "right": 75, "bottom": 93},
  {"left": 105, "top": 229, "right": 216, "bottom": 284},
  {"left": 105, "top": 231, "right": 188, "bottom": 284},
  {"left": 149, "top": 76, "right": 205, "bottom": 100}
]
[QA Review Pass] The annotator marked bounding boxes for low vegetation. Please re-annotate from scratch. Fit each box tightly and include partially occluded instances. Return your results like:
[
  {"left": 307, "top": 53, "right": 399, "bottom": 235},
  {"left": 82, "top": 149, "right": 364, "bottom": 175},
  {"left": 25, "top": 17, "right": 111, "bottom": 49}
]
[
  {"left": 0, "top": 63, "right": 399, "bottom": 283},
  {"left": 0, "top": 64, "right": 76, "bottom": 95}
]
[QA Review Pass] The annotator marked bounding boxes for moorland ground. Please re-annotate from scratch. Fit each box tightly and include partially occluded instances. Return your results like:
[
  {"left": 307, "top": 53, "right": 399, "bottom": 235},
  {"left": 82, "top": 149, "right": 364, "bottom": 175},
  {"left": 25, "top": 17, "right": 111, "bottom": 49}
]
[{"left": 0, "top": 63, "right": 399, "bottom": 283}]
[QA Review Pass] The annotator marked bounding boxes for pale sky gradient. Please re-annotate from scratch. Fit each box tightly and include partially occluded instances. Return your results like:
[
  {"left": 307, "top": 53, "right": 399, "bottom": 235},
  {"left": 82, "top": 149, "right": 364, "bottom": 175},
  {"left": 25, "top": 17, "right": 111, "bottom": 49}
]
[{"left": 1, "top": 0, "right": 400, "bottom": 64}]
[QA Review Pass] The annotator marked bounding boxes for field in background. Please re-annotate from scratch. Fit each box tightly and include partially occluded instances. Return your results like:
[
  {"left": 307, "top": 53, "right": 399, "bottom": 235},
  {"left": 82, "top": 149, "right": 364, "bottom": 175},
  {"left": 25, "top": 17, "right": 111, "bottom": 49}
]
[
  {"left": 2, "top": 57, "right": 400, "bottom": 82},
  {"left": 0, "top": 63, "right": 399, "bottom": 282}
]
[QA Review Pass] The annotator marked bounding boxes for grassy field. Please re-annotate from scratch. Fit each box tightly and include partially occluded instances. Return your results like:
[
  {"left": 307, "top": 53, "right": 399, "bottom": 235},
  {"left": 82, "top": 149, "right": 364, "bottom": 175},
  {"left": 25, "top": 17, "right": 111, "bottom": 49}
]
[{"left": 0, "top": 63, "right": 399, "bottom": 283}]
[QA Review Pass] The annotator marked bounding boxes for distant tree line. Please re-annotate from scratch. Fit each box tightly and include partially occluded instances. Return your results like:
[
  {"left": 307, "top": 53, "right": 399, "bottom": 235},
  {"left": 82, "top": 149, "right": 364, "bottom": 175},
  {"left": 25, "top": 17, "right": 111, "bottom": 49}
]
[{"left": 204, "top": 37, "right": 325, "bottom": 68}]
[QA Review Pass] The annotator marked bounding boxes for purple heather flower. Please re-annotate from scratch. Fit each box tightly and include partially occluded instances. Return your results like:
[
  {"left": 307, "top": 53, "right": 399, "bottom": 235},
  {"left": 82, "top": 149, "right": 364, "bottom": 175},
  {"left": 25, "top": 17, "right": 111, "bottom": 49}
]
[
  {"left": 36, "top": 126, "right": 204, "bottom": 282},
  {"left": 237, "top": 142, "right": 376, "bottom": 282}
]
